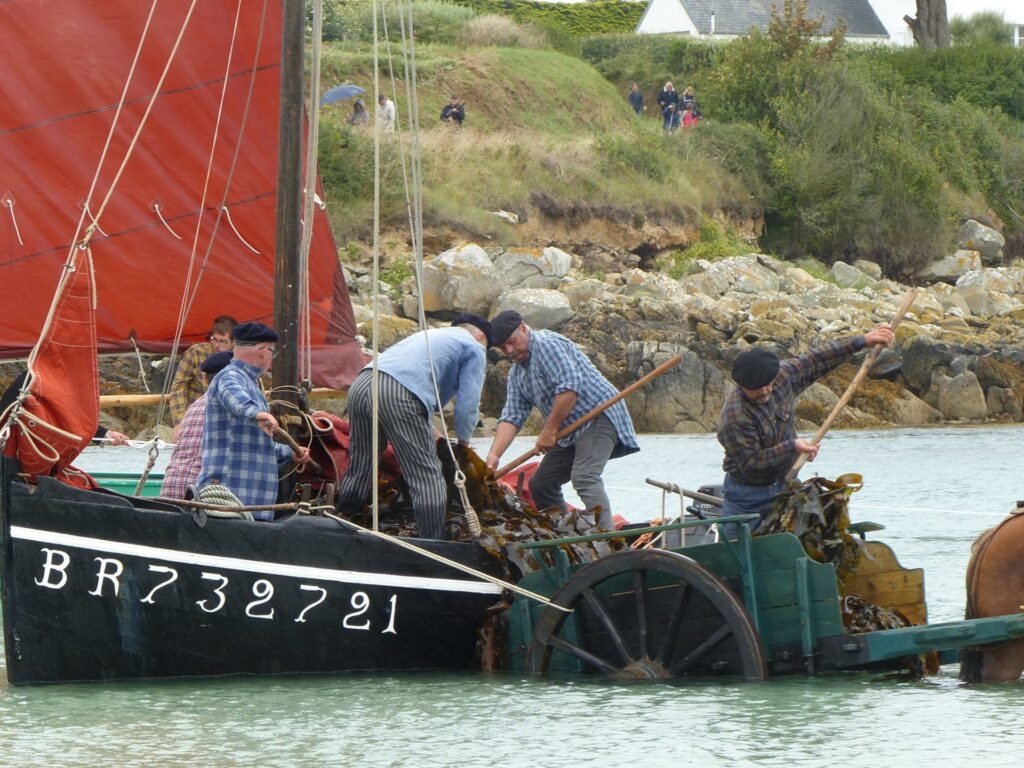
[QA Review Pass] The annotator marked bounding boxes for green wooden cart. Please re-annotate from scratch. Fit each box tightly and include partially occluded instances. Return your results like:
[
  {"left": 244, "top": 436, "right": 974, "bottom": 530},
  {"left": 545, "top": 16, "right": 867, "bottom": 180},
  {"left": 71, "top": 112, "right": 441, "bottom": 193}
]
[{"left": 505, "top": 515, "right": 1024, "bottom": 680}]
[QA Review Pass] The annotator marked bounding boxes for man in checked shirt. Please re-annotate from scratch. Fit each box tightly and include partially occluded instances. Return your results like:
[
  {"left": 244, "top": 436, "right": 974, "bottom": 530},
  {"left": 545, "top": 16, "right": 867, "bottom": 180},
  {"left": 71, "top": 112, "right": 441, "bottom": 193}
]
[
  {"left": 717, "top": 325, "right": 894, "bottom": 530},
  {"left": 485, "top": 310, "right": 639, "bottom": 530}
]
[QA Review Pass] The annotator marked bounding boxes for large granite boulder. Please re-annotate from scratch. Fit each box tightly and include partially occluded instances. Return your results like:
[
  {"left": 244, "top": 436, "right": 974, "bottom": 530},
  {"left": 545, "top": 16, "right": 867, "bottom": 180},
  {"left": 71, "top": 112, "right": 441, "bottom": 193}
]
[
  {"left": 899, "top": 335, "right": 959, "bottom": 394},
  {"left": 932, "top": 370, "right": 988, "bottom": 421},
  {"left": 919, "top": 250, "right": 982, "bottom": 284},
  {"left": 492, "top": 288, "right": 573, "bottom": 329},
  {"left": 958, "top": 219, "right": 1005, "bottom": 265},
  {"left": 681, "top": 256, "right": 781, "bottom": 299},
  {"left": 417, "top": 244, "right": 500, "bottom": 315},
  {"left": 491, "top": 246, "right": 572, "bottom": 290}
]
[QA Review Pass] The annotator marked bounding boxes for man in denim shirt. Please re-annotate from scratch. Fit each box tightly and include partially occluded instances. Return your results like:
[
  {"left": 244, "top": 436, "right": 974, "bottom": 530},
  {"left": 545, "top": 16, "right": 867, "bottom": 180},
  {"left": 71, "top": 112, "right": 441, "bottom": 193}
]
[{"left": 486, "top": 311, "right": 639, "bottom": 529}]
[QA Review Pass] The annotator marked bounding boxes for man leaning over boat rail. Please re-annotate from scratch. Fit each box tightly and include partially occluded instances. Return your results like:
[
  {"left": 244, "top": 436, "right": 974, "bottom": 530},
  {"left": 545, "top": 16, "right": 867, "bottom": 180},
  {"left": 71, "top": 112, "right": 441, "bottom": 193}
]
[
  {"left": 717, "top": 325, "right": 894, "bottom": 530},
  {"left": 196, "top": 322, "right": 310, "bottom": 518},
  {"left": 485, "top": 310, "right": 639, "bottom": 530},
  {"left": 335, "top": 314, "right": 491, "bottom": 540}
]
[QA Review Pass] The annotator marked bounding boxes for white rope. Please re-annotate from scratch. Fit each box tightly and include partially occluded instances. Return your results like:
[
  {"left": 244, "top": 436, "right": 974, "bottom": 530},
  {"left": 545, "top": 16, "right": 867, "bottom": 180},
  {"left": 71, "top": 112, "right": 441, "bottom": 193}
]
[
  {"left": 91, "top": 437, "right": 175, "bottom": 450},
  {"left": 81, "top": 201, "right": 109, "bottom": 238},
  {"left": 325, "top": 512, "right": 570, "bottom": 611},
  {"left": 152, "top": 200, "right": 183, "bottom": 240},
  {"left": 156, "top": 0, "right": 267, "bottom": 435},
  {"left": 371, "top": 0, "right": 382, "bottom": 534},
  {"left": 220, "top": 204, "right": 260, "bottom": 254},
  {"left": 128, "top": 337, "right": 152, "bottom": 393},
  {"left": 298, "top": 0, "right": 324, "bottom": 384},
  {"left": 2, "top": 195, "right": 24, "bottom": 245}
]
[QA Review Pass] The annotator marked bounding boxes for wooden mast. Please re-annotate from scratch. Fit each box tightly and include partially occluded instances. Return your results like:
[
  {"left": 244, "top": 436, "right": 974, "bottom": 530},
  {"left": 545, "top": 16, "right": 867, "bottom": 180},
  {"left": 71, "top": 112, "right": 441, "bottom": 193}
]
[{"left": 271, "top": 0, "right": 305, "bottom": 418}]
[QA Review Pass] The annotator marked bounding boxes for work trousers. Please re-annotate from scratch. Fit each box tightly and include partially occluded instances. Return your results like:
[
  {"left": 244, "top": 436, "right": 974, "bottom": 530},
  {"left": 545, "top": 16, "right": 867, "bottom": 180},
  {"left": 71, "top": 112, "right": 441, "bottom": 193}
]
[
  {"left": 720, "top": 473, "right": 785, "bottom": 538},
  {"left": 529, "top": 414, "right": 617, "bottom": 530},
  {"left": 336, "top": 370, "right": 446, "bottom": 539}
]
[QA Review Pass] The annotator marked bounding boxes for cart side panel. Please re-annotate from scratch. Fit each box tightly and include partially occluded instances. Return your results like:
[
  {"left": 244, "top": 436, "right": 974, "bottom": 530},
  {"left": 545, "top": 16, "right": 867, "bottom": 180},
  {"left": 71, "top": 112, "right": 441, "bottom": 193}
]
[{"left": 842, "top": 541, "right": 927, "bottom": 625}]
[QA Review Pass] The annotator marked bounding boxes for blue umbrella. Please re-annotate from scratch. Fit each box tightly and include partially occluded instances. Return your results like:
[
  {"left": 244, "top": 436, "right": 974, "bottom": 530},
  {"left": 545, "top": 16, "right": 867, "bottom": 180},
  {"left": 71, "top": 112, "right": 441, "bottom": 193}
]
[{"left": 320, "top": 84, "right": 366, "bottom": 106}]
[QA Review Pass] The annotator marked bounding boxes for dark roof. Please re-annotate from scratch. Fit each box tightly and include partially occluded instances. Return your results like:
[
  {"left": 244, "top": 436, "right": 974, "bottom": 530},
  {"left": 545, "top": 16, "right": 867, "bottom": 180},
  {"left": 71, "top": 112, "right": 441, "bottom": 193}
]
[{"left": 680, "top": 0, "right": 888, "bottom": 38}]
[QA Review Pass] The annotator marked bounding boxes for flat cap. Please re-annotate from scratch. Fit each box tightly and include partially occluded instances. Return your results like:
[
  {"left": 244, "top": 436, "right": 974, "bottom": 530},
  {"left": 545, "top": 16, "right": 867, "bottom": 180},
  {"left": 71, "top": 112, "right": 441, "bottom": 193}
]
[
  {"left": 490, "top": 310, "right": 523, "bottom": 347},
  {"left": 200, "top": 351, "right": 233, "bottom": 376},
  {"left": 731, "top": 348, "right": 780, "bottom": 390},
  {"left": 232, "top": 321, "right": 278, "bottom": 344},
  {"left": 451, "top": 313, "right": 492, "bottom": 347}
]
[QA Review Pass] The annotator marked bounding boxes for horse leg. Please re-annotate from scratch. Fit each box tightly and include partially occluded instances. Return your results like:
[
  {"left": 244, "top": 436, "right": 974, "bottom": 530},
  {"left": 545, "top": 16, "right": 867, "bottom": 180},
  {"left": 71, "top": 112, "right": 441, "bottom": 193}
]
[{"left": 982, "top": 642, "right": 1024, "bottom": 683}]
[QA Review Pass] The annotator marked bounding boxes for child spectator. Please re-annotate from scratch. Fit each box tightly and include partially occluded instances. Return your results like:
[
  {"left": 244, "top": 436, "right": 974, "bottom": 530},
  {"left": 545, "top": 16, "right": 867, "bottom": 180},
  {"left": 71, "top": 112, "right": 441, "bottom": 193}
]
[
  {"left": 440, "top": 95, "right": 465, "bottom": 126},
  {"left": 663, "top": 103, "right": 681, "bottom": 133},
  {"left": 628, "top": 82, "right": 645, "bottom": 117}
]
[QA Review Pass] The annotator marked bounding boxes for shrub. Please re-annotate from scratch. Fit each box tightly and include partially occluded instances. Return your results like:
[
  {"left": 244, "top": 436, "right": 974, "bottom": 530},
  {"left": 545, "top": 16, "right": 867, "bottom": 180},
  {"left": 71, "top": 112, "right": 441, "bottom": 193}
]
[
  {"left": 657, "top": 220, "right": 748, "bottom": 278},
  {"left": 461, "top": 14, "right": 547, "bottom": 48},
  {"left": 449, "top": 0, "right": 645, "bottom": 36}
]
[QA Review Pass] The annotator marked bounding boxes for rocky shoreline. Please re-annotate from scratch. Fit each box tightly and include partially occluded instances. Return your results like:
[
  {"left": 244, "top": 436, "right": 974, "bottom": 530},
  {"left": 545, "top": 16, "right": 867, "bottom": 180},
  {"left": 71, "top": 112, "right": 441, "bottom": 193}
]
[{"left": 5, "top": 243, "right": 1024, "bottom": 441}]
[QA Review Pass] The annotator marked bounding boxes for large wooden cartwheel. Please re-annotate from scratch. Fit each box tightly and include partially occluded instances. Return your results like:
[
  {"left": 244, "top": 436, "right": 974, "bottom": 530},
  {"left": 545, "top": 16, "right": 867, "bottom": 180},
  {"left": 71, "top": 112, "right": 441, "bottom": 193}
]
[{"left": 525, "top": 549, "right": 768, "bottom": 681}]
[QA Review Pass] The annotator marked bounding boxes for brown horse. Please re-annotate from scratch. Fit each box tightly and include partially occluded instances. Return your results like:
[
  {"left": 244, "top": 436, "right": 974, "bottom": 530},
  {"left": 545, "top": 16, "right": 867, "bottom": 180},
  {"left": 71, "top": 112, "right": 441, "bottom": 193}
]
[{"left": 961, "top": 510, "right": 1024, "bottom": 682}]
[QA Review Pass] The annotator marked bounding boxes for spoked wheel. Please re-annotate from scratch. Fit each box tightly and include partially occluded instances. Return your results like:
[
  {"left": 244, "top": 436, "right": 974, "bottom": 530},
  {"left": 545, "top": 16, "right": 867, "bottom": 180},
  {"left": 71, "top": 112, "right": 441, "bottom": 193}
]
[{"left": 525, "top": 549, "right": 767, "bottom": 681}]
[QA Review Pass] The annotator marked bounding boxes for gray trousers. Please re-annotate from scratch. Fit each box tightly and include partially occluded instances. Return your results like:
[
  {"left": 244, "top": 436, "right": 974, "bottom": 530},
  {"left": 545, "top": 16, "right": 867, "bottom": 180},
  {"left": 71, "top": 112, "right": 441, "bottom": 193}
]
[
  {"left": 336, "top": 370, "right": 446, "bottom": 539},
  {"left": 529, "top": 414, "right": 618, "bottom": 529}
]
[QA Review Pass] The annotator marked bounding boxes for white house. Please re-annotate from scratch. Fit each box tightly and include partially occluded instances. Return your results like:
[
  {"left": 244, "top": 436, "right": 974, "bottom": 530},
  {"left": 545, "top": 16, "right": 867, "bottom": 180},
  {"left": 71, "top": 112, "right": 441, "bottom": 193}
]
[{"left": 635, "top": 0, "right": 890, "bottom": 44}]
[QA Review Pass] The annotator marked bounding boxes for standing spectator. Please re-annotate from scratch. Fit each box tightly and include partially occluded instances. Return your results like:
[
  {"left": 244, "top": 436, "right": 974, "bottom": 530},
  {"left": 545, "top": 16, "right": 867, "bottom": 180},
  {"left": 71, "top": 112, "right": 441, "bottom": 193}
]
[
  {"left": 657, "top": 81, "right": 679, "bottom": 112},
  {"left": 681, "top": 86, "right": 696, "bottom": 109},
  {"left": 485, "top": 310, "right": 639, "bottom": 531},
  {"left": 167, "top": 315, "right": 237, "bottom": 429},
  {"left": 440, "top": 95, "right": 465, "bottom": 126},
  {"left": 348, "top": 98, "right": 369, "bottom": 127},
  {"left": 377, "top": 94, "right": 396, "bottom": 134},
  {"left": 663, "top": 103, "right": 681, "bottom": 134},
  {"left": 627, "top": 82, "right": 645, "bottom": 117},
  {"left": 682, "top": 102, "right": 699, "bottom": 129}
]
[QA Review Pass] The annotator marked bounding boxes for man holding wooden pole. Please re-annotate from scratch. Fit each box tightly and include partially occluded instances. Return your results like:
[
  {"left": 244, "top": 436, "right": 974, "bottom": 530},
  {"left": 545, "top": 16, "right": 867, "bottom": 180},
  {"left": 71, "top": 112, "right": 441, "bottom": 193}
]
[
  {"left": 485, "top": 311, "right": 639, "bottom": 529},
  {"left": 717, "top": 325, "right": 894, "bottom": 529}
]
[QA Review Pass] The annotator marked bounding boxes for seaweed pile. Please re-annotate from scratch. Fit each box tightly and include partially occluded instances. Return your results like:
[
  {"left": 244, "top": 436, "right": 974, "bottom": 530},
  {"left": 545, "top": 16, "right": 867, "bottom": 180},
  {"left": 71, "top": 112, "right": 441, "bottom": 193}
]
[
  {"left": 756, "top": 473, "right": 865, "bottom": 585},
  {"left": 344, "top": 443, "right": 621, "bottom": 580}
]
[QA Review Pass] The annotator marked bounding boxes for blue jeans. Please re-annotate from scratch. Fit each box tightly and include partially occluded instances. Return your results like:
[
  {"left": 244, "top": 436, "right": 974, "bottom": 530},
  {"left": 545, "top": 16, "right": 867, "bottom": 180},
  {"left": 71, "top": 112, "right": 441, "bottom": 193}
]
[{"left": 721, "top": 474, "right": 785, "bottom": 538}]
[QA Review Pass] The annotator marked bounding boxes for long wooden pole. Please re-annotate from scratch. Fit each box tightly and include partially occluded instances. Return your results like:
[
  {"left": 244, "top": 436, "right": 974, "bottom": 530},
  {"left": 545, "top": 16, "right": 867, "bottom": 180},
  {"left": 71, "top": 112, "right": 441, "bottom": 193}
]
[
  {"left": 272, "top": 426, "right": 322, "bottom": 475},
  {"left": 495, "top": 354, "right": 683, "bottom": 478},
  {"left": 785, "top": 289, "right": 918, "bottom": 481},
  {"left": 98, "top": 388, "right": 345, "bottom": 407}
]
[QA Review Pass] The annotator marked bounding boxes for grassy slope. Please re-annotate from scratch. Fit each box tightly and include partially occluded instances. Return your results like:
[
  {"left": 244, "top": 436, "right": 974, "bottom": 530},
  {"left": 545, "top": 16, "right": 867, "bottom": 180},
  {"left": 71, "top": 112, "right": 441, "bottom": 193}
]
[{"left": 316, "top": 42, "right": 752, "bottom": 250}]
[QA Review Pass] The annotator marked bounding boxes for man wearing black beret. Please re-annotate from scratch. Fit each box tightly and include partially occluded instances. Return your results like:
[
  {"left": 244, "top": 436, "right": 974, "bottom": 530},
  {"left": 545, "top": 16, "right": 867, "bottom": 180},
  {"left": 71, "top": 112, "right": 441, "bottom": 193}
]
[
  {"left": 717, "top": 324, "right": 894, "bottom": 528},
  {"left": 485, "top": 310, "right": 638, "bottom": 529},
  {"left": 197, "top": 322, "right": 310, "bottom": 516}
]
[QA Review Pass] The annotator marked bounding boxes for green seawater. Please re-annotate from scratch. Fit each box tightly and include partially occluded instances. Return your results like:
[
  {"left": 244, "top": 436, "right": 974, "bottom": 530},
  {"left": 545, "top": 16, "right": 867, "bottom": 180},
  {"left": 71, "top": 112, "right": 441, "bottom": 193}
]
[{"left": 2, "top": 428, "right": 1023, "bottom": 767}]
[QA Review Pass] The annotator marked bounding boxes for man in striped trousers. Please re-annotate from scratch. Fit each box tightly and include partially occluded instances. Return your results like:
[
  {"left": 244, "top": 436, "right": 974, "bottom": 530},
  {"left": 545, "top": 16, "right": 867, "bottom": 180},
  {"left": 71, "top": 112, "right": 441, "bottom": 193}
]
[{"left": 336, "top": 315, "right": 491, "bottom": 539}]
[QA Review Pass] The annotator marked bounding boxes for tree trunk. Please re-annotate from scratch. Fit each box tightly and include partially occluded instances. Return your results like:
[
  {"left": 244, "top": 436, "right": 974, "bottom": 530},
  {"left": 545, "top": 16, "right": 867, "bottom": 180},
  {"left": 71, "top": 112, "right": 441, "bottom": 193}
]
[{"left": 903, "top": 0, "right": 951, "bottom": 50}]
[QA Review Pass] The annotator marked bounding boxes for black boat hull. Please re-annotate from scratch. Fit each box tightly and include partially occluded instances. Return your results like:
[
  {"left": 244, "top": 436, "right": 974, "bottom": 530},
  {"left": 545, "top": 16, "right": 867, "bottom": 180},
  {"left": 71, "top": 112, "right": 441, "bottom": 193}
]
[{"left": 1, "top": 468, "right": 503, "bottom": 685}]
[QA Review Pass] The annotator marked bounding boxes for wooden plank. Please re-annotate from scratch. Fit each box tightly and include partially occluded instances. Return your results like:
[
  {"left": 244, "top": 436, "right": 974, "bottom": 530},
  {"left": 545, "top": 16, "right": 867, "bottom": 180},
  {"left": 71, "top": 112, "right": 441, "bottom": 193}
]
[
  {"left": 99, "top": 388, "right": 346, "bottom": 407},
  {"left": 842, "top": 541, "right": 927, "bottom": 624}
]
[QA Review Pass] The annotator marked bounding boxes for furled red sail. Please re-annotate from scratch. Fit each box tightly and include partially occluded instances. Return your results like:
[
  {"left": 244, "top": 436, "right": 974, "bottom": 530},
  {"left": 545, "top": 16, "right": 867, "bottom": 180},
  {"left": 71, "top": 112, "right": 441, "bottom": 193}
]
[
  {"left": 1, "top": 246, "right": 99, "bottom": 486},
  {"left": 0, "top": 0, "right": 365, "bottom": 388}
]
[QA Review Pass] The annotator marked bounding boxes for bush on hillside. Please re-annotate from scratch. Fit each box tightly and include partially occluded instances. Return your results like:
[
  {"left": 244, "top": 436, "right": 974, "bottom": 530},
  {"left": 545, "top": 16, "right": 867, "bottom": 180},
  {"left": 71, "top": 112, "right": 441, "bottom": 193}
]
[
  {"left": 338, "top": 0, "right": 477, "bottom": 45},
  {"left": 950, "top": 11, "right": 1014, "bottom": 47},
  {"left": 450, "top": 0, "right": 644, "bottom": 36},
  {"left": 461, "top": 14, "right": 547, "bottom": 48}
]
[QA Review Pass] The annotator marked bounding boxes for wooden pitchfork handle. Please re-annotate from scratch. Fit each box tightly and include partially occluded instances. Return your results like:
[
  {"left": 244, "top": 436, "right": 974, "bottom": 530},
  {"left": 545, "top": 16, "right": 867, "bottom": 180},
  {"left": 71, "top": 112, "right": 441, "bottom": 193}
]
[
  {"left": 273, "top": 426, "right": 322, "bottom": 475},
  {"left": 785, "top": 289, "right": 918, "bottom": 481},
  {"left": 495, "top": 354, "right": 683, "bottom": 478}
]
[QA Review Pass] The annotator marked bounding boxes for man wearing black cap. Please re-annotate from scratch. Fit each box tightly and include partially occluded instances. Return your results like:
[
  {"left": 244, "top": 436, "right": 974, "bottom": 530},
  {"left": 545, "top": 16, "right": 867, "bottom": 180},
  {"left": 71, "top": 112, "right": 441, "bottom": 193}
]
[
  {"left": 485, "top": 310, "right": 639, "bottom": 529},
  {"left": 717, "top": 325, "right": 894, "bottom": 527},
  {"left": 196, "top": 322, "right": 310, "bottom": 517},
  {"left": 161, "top": 351, "right": 232, "bottom": 499},
  {"left": 336, "top": 315, "right": 490, "bottom": 539}
]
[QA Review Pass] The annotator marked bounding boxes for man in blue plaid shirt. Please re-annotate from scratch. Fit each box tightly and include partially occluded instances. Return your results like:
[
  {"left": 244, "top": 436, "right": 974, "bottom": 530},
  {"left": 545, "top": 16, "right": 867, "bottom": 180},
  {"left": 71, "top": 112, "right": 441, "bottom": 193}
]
[
  {"left": 717, "top": 325, "right": 893, "bottom": 530},
  {"left": 197, "top": 322, "right": 310, "bottom": 519},
  {"left": 486, "top": 311, "right": 639, "bottom": 529}
]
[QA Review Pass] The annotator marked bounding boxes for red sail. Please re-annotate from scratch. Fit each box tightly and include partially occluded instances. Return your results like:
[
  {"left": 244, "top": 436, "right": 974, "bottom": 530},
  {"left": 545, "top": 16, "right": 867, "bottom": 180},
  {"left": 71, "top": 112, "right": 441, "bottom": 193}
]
[
  {"left": 0, "top": 0, "right": 365, "bottom": 388},
  {"left": 1, "top": 247, "right": 99, "bottom": 486}
]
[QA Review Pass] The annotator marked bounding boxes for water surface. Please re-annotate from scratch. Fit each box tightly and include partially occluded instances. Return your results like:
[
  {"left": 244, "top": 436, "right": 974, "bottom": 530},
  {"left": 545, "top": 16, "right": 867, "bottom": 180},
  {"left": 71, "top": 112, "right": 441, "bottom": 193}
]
[{"left": 3, "top": 428, "right": 1023, "bottom": 766}]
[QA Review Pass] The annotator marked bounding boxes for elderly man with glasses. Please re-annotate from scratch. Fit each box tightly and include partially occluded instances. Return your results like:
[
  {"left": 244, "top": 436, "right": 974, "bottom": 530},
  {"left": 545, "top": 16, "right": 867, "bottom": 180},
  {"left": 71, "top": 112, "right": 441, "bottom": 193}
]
[
  {"left": 167, "top": 314, "right": 238, "bottom": 429},
  {"left": 196, "top": 321, "right": 310, "bottom": 518}
]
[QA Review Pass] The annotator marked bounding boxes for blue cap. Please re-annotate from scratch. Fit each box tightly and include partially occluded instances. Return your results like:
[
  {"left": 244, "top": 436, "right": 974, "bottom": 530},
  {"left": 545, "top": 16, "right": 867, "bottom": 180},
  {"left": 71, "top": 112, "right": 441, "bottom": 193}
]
[
  {"left": 232, "top": 321, "right": 278, "bottom": 344},
  {"left": 451, "top": 313, "right": 492, "bottom": 347},
  {"left": 200, "top": 350, "right": 233, "bottom": 375}
]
